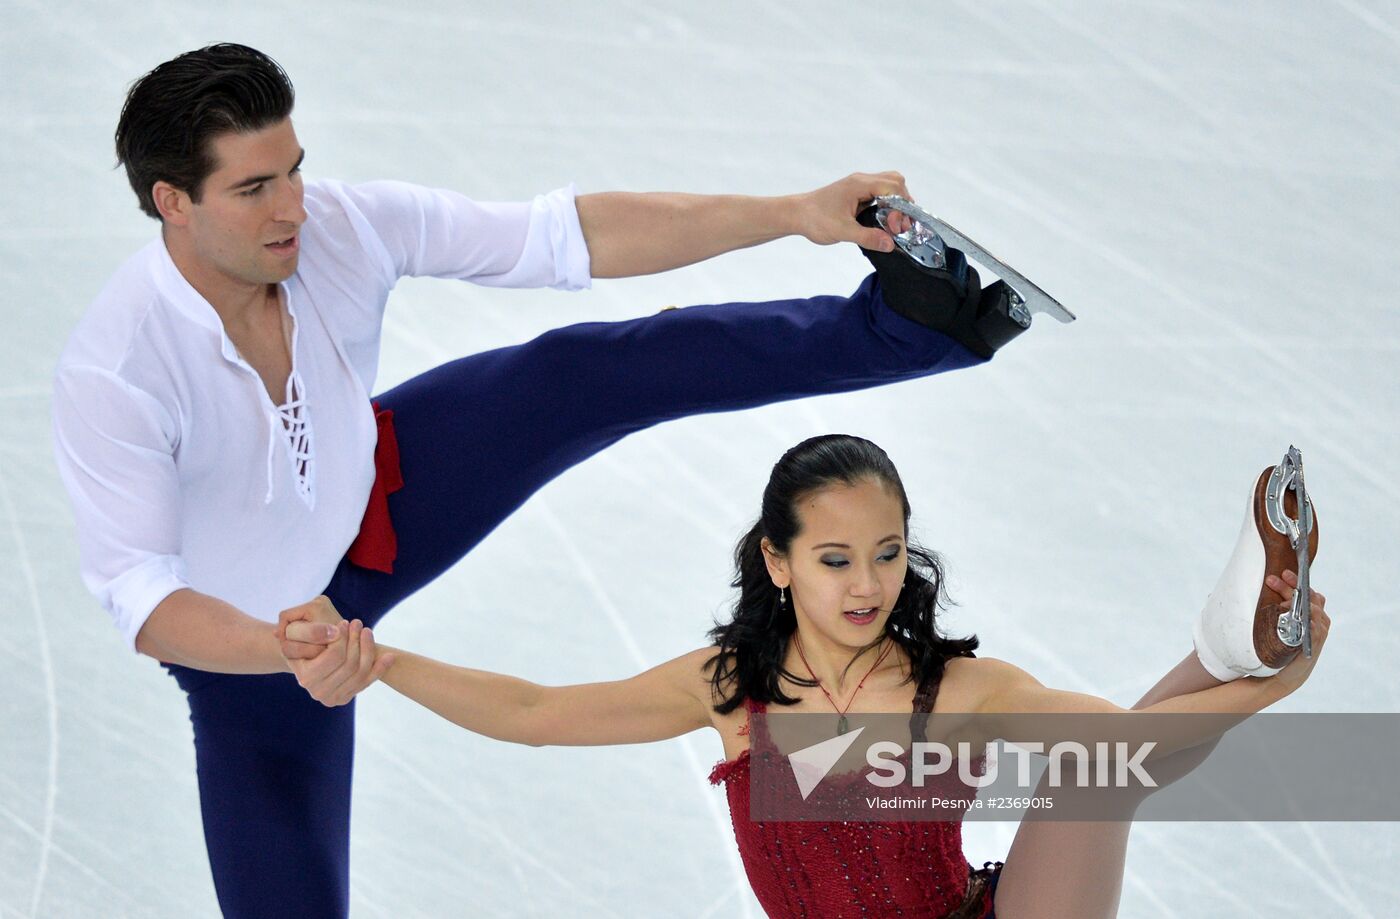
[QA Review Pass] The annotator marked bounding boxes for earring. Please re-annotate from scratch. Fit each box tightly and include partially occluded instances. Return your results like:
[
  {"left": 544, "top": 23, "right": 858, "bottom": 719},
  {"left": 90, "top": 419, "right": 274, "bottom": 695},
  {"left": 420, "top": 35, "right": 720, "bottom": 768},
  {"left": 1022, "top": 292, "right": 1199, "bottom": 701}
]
[{"left": 779, "top": 586, "right": 787, "bottom": 608}]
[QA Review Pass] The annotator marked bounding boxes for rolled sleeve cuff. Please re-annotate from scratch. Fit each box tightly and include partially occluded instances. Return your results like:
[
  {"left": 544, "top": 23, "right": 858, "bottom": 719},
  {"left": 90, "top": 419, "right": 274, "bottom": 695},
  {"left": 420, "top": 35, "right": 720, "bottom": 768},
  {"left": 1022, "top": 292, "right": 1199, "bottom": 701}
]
[
  {"left": 96, "top": 555, "right": 191, "bottom": 653},
  {"left": 544, "top": 184, "right": 593, "bottom": 291}
]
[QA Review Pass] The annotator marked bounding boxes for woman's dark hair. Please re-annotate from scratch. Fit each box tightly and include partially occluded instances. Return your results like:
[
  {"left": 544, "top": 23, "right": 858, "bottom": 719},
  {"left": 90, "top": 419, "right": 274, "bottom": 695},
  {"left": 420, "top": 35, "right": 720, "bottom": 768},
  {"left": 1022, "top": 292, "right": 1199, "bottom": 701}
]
[
  {"left": 706, "top": 434, "right": 978, "bottom": 713},
  {"left": 115, "top": 43, "right": 295, "bottom": 220}
]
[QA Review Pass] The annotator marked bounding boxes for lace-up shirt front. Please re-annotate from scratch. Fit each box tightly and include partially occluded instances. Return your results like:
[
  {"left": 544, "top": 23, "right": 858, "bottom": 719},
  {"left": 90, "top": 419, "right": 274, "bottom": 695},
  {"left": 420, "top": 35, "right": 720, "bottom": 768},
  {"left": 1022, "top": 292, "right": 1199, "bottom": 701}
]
[{"left": 53, "top": 178, "right": 591, "bottom": 649}]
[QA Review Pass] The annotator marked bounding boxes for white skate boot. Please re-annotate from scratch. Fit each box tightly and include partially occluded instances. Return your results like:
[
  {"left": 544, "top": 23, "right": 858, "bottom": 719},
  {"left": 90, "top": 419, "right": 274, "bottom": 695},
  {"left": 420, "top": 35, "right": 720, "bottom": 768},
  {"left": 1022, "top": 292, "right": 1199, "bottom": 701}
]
[{"left": 1193, "top": 446, "right": 1319, "bottom": 681}]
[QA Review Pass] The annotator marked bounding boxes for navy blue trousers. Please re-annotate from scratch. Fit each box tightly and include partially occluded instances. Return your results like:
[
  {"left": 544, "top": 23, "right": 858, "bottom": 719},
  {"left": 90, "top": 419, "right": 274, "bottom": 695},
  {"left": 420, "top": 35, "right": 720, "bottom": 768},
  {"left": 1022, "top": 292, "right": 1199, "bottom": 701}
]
[{"left": 166, "top": 273, "right": 985, "bottom": 917}]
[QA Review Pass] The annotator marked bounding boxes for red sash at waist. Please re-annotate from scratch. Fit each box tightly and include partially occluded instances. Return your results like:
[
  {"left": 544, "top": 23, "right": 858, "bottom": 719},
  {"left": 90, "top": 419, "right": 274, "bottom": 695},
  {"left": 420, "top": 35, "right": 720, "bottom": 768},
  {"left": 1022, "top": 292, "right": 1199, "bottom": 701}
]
[{"left": 347, "top": 401, "right": 403, "bottom": 574}]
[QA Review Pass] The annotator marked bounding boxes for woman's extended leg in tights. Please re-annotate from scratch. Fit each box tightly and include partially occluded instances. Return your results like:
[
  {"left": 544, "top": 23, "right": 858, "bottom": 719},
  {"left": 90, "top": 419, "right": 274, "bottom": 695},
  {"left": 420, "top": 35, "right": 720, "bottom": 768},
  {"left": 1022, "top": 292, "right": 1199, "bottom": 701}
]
[{"left": 991, "top": 652, "right": 1226, "bottom": 919}]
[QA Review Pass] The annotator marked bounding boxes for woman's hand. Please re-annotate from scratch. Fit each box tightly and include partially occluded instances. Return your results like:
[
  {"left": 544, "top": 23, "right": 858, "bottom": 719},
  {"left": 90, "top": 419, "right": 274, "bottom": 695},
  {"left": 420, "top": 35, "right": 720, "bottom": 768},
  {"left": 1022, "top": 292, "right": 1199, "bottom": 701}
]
[
  {"left": 277, "top": 596, "right": 395, "bottom": 706},
  {"left": 1268, "top": 570, "right": 1331, "bottom": 696}
]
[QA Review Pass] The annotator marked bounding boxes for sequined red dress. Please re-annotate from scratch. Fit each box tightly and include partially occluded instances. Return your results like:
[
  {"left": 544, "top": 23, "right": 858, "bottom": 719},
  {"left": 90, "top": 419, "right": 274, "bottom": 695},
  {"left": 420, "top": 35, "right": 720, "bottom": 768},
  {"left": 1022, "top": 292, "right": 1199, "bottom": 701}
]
[{"left": 708, "top": 681, "right": 997, "bottom": 918}]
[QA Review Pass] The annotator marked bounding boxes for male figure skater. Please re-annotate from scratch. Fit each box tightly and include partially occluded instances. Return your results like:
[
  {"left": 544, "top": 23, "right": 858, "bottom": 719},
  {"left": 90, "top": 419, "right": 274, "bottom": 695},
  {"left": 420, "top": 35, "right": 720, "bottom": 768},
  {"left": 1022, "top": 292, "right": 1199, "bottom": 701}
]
[{"left": 52, "top": 43, "right": 1020, "bottom": 917}]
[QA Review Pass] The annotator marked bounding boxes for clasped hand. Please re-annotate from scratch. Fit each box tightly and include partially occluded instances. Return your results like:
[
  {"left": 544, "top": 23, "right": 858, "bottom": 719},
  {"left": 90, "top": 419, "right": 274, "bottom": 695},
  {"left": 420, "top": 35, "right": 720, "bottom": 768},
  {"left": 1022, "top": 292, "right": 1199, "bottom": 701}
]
[{"left": 276, "top": 596, "right": 395, "bottom": 706}]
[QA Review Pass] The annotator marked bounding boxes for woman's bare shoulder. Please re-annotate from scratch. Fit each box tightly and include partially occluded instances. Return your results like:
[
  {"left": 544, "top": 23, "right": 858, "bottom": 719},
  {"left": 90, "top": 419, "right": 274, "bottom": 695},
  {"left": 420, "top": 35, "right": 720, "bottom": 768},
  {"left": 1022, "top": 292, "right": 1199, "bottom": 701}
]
[
  {"left": 946, "top": 655, "right": 1035, "bottom": 683},
  {"left": 658, "top": 646, "right": 728, "bottom": 705},
  {"left": 938, "top": 655, "right": 1038, "bottom": 711}
]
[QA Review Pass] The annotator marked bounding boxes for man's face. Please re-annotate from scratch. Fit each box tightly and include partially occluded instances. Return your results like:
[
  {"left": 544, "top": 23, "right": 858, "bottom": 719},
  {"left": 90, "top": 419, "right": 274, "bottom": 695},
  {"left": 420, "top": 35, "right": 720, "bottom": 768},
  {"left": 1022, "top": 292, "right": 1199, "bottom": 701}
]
[{"left": 177, "top": 117, "right": 307, "bottom": 291}]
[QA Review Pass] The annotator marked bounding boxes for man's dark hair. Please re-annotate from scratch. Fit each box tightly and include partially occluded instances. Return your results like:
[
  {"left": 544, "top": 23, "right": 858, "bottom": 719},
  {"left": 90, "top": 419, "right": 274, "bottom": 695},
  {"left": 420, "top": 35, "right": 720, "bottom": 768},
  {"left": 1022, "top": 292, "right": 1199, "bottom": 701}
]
[{"left": 115, "top": 43, "right": 295, "bottom": 220}]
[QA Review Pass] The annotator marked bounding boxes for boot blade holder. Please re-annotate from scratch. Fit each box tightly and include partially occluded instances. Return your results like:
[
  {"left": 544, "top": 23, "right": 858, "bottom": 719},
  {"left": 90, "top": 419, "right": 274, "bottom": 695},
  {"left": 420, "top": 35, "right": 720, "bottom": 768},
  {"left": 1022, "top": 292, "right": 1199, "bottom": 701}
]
[
  {"left": 869, "top": 195, "right": 1077, "bottom": 326},
  {"left": 1265, "top": 445, "right": 1314, "bottom": 657},
  {"left": 869, "top": 200, "right": 948, "bottom": 271}
]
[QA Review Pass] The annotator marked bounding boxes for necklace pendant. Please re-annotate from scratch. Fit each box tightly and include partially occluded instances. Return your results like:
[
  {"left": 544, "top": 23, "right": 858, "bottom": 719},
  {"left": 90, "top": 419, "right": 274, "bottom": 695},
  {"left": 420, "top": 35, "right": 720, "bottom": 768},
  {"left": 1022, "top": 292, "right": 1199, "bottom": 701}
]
[{"left": 837, "top": 715, "right": 849, "bottom": 735}]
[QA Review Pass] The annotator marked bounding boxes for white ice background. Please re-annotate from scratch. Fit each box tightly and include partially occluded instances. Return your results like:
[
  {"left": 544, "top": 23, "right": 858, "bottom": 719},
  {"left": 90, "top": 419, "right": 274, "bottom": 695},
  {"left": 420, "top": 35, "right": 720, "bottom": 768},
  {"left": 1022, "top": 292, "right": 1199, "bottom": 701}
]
[{"left": 2, "top": 1, "right": 1398, "bottom": 916}]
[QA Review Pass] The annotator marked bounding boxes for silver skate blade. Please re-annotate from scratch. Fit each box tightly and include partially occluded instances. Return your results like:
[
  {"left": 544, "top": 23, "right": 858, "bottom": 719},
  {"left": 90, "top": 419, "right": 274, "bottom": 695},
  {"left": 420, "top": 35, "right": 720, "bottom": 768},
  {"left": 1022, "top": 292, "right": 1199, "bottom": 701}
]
[
  {"left": 1289, "top": 446, "right": 1313, "bottom": 659},
  {"left": 1268, "top": 445, "right": 1314, "bottom": 658},
  {"left": 1297, "top": 541, "right": 1312, "bottom": 659},
  {"left": 1264, "top": 445, "right": 1315, "bottom": 541},
  {"left": 872, "top": 195, "right": 1076, "bottom": 324}
]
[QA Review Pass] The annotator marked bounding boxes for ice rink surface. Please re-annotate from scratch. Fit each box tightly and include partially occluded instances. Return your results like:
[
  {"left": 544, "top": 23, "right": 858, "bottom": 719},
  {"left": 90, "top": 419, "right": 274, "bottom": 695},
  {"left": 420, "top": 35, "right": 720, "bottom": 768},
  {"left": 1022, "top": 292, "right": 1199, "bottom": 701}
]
[{"left": 2, "top": 1, "right": 1397, "bottom": 916}]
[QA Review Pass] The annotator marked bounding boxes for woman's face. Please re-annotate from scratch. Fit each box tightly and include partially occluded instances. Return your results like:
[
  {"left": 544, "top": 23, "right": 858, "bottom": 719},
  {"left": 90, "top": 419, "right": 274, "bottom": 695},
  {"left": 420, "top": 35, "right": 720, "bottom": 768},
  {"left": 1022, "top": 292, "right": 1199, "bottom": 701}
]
[{"left": 767, "top": 477, "right": 908, "bottom": 651}]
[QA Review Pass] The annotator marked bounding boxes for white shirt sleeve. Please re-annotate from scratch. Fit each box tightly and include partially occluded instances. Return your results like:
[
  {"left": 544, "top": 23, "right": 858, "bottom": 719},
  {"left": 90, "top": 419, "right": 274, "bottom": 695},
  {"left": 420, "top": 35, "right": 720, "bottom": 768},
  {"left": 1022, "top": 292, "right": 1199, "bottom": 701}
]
[
  {"left": 52, "top": 365, "right": 189, "bottom": 651},
  {"left": 333, "top": 179, "right": 592, "bottom": 290}
]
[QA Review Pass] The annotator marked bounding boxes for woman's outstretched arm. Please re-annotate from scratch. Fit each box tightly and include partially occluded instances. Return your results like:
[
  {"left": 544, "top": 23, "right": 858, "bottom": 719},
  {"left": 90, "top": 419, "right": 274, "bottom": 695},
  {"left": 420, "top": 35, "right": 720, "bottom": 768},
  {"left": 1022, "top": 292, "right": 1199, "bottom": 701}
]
[{"left": 376, "top": 645, "right": 717, "bottom": 747}]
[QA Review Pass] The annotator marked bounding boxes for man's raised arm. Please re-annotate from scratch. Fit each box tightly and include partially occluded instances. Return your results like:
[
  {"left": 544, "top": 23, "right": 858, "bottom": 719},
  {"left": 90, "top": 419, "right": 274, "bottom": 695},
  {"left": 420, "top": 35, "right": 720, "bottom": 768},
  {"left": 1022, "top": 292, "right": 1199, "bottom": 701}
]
[{"left": 576, "top": 171, "right": 911, "bottom": 279}]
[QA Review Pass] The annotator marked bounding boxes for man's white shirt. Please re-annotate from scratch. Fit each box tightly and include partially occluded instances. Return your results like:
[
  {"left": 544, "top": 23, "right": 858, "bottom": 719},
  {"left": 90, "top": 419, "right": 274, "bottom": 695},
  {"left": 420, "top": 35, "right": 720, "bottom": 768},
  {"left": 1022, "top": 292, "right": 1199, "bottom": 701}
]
[{"left": 52, "top": 178, "right": 591, "bottom": 650}]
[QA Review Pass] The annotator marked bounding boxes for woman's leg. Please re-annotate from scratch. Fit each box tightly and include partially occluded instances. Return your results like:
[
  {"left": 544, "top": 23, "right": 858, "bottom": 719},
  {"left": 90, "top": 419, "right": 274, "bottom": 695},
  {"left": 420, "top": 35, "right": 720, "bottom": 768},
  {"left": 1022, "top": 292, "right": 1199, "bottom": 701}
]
[
  {"left": 991, "top": 652, "right": 1226, "bottom": 919},
  {"left": 328, "top": 274, "right": 985, "bottom": 623}
]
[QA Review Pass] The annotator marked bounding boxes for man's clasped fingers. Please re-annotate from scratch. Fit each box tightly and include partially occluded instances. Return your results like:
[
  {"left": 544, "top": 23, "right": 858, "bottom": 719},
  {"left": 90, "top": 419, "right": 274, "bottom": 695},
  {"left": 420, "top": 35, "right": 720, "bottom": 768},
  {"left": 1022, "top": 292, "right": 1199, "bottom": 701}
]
[
  {"left": 278, "top": 595, "right": 346, "bottom": 659},
  {"left": 281, "top": 619, "right": 340, "bottom": 659}
]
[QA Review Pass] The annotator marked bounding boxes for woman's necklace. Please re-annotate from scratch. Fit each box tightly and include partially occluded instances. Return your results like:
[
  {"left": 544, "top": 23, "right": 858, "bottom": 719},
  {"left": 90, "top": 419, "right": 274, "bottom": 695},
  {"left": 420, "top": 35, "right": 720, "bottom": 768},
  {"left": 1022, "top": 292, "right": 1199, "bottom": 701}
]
[{"left": 793, "top": 632, "right": 895, "bottom": 735}]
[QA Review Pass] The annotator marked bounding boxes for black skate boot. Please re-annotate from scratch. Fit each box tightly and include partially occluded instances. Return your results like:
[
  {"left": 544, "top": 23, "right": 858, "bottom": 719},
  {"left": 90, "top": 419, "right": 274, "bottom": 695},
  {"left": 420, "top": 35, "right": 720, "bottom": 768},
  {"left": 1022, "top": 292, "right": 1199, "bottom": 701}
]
[{"left": 856, "top": 196, "right": 1074, "bottom": 358}]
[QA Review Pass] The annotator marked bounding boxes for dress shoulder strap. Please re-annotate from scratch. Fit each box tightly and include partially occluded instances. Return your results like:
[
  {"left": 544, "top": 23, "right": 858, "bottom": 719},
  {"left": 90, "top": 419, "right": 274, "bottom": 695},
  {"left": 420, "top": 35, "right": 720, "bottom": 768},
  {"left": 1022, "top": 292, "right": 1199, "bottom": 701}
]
[
  {"left": 916, "top": 650, "right": 978, "bottom": 712},
  {"left": 909, "top": 651, "right": 977, "bottom": 743},
  {"left": 912, "top": 678, "right": 938, "bottom": 715}
]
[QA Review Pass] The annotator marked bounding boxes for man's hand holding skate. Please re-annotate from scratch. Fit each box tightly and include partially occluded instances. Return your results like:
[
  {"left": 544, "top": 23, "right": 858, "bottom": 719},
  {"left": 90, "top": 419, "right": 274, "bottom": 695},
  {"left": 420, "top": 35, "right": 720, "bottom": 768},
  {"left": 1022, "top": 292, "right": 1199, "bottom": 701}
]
[
  {"left": 793, "top": 171, "right": 916, "bottom": 250},
  {"left": 278, "top": 596, "right": 396, "bottom": 707}
]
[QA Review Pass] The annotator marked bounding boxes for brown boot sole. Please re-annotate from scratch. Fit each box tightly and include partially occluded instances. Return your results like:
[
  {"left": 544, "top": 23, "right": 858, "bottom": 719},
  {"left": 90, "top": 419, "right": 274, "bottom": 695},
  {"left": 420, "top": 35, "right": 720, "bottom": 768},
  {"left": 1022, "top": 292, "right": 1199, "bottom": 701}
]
[{"left": 1250, "top": 465, "right": 1320, "bottom": 668}]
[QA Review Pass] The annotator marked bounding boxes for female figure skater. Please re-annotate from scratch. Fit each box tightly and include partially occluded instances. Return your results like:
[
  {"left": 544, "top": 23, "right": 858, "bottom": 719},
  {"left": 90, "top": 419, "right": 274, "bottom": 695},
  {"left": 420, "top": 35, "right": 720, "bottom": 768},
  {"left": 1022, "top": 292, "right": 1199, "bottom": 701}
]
[{"left": 285, "top": 435, "right": 1329, "bottom": 918}]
